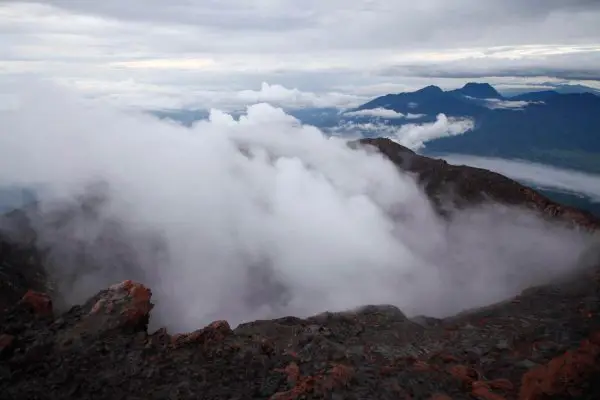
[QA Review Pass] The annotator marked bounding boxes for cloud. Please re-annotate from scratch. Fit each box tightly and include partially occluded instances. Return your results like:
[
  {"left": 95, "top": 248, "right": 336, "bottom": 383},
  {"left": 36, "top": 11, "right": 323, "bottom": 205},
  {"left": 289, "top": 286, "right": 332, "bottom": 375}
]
[
  {"left": 476, "top": 98, "right": 544, "bottom": 110},
  {"left": 10, "top": 0, "right": 600, "bottom": 51},
  {"left": 392, "top": 114, "right": 475, "bottom": 149},
  {"left": 343, "top": 108, "right": 425, "bottom": 120},
  {"left": 334, "top": 114, "right": 474, "bottom": 150},
  {"left": 0, "top": 79, "right": 366, "bottom": 112},
  {"left": 1, "top": 2, "right": 600, "bottom": 108},
  {"left": 234, "top": 82, "right": 363, "bottom": 110},
  {"left": 1, "top": 83, "right": 594, "bottom": 333},
  {"left": 344, "top": 108, "right": 405, "bottom": 119},
  {"left": 381, "top": 46, "right": 600, "bottom": 81},
  {"left": 440, "top": 154, "right": 600, "bottom": 202}
]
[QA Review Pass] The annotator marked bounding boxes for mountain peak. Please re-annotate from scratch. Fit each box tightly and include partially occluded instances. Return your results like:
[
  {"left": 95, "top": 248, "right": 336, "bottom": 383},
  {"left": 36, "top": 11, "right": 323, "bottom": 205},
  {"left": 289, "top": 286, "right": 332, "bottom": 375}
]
[
  {"left": 457, "top": 82, "right": 503, "bottom": 99},
  {"left": 415, "top": 85, "right": 444, "bottom": 95}
]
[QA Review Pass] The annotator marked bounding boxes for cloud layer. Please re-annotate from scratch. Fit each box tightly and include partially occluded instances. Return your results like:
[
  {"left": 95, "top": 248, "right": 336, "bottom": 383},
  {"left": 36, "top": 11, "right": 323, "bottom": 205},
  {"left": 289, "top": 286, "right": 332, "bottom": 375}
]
[
  {"left": 343, "top": 108, "right": 424, "bottom": 120},
  {"left": 0, "top": 83, "right": 594, "bottom": 332},
  {"left": 1, "top": 1, "right": 600, "bottom": 108},
  {"left": 482, "top": 98, "right": 543, "bottom": 110},
  {"left": 441, "top": 154, "right": 600, "bottom": 202},
  {"left": 332, "top": 114, "right": 475, "bottom": 150}
]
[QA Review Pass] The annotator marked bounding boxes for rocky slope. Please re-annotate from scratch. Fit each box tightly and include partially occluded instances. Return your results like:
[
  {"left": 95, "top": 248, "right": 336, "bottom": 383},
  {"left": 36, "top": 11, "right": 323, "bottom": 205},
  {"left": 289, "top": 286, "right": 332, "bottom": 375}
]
[
  {"left": 1, "top": 139, "right": 599, "bottom": 399},
  {"left": 358, "top": 138, "right": 600, "bottom": 230}
]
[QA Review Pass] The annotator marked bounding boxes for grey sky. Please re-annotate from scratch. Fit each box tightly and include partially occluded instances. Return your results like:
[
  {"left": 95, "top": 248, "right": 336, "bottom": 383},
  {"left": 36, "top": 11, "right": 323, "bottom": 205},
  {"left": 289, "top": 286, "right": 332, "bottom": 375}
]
[{"left": 1, "top": 0, "right": 600, "bottom": 109}]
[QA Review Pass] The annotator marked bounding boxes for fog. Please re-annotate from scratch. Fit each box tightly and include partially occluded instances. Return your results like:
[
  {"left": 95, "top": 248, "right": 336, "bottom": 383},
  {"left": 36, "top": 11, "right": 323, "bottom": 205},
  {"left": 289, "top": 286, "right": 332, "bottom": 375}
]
[
  {"left": 0, "top": 83, "right": 595, "bottom": 332},
  {"left": 330, "top": 113, "right": 474, "bottom": 150},
  {"left": 440, "top": 154, "right": 600, "bottom": 202}
]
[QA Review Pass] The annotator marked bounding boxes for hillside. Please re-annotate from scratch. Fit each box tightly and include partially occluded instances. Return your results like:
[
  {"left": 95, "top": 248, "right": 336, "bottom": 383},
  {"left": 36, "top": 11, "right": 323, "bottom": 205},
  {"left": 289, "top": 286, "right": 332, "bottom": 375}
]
[{"left": 1, "top": 139, "right": 599, "bottom": 399}]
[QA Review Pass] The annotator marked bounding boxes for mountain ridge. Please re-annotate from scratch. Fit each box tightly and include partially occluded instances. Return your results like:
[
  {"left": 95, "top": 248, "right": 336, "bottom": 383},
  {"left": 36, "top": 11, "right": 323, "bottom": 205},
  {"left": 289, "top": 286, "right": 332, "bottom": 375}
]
[{"left": 351, "top": 82, "right": 600, "bottom": 175}]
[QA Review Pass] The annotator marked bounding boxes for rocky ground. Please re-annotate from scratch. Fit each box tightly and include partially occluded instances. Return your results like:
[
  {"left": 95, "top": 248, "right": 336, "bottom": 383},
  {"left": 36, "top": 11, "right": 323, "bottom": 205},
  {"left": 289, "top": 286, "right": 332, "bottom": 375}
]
[{"left": 1, "top": 139, "right": 599, "bottom": 399}]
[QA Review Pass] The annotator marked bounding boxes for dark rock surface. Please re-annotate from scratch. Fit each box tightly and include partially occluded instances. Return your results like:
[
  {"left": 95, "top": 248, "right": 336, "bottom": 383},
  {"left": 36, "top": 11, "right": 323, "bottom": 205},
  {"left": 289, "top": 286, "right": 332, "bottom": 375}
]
[
  {"left": 1, "top": 139, "right": 599, "bottom": 399},
  {"left": 358, "top": 138, "right": 600, "bottom": 230}
]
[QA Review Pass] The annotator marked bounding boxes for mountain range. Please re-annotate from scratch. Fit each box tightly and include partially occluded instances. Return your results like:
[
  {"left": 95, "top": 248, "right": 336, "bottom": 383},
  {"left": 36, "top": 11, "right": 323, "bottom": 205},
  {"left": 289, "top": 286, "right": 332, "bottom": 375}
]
[
  {"left": 350, "top": 82, "right": 600, "bottom": 174},
  {"left": 149, "top": 83, "right": 600, "bottom": 217},
  {"left": 152, "top": 83, "right": 600, "bottom": 175}
]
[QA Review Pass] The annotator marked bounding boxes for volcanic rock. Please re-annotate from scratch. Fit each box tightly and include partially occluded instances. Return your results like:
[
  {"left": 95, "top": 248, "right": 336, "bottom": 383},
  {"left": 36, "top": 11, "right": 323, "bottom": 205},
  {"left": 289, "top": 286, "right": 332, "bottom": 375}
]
[{"left": 1, "top": 139, "right": 599, "bottom": 399}]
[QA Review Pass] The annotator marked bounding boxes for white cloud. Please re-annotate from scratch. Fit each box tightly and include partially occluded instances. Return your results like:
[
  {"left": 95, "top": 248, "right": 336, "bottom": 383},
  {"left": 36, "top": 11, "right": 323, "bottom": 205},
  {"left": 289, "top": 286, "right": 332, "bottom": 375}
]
[
  {"left": 235, "top": 82, "right": 363, "bottom": 110},
  {"left": 0, "top": 78, "right": 366, "bottom": 111},
  {"left": 330, "top": 114, "right": 474, "bottom": 150},
  {"left": 483, "top": 98, "right": 544, "bottom": 110},
  {"left": 344, "top": 108, "right": 404, "bottom": 119},
  {"left": 385, "top": 46, "right": 600, "bottom": 81},
  {"left": 392, "top": 114, "right": 475, "bottom": 149},
  {"left": 440, "top": 154, "right": 600, "bottom": 201},
  {"left": 0, "top": 83, "right": 594, "bottom": 331},
  {"left": 461, "top": 96, "right": 545, "bottom": 110},
  {"left": 343, "top": 107, "right": 426, "bottom": 120}
]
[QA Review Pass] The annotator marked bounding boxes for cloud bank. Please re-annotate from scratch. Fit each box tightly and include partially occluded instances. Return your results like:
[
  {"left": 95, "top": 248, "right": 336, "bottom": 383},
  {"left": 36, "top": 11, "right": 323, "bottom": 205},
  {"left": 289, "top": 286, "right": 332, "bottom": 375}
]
[
  {"left": 333, "top": 114, "right": 475, "bottom": 150},
  {"left": 391, "top": 114, "right": 475, "bottom": 149},
  {"left": 482, "top": 98, "right": 544, "bottom": 110},
  {"left": 343, "top": 108, "right": 425, "bottom": 120},
  {"left": 2, "top": 2, "right": 600, "bottom": 109},
  {"left": 234, "top": 82, "right": 362, "bottom": 110},
  {"left": 0, "top": 83, "right": 595, "bottom": 333},
  {"left": 441, "top": 154, "right": 600, "bottom": 202}
]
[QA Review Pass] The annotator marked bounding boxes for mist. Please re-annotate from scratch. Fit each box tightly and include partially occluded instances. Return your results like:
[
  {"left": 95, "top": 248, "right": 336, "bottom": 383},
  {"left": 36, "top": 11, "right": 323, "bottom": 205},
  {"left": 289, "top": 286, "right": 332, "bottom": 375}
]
[
  {"left": 343, "top": 108, "right": 425, "bottom": 120},
  {"left": 0, "top": 82, "right": 595, "bottom": 332},
  {"left": 441, "top": 154, "right": 600, "bottom": 202},
  {"left": 330, "top": 113, "right": 474, "bottom": 150}
]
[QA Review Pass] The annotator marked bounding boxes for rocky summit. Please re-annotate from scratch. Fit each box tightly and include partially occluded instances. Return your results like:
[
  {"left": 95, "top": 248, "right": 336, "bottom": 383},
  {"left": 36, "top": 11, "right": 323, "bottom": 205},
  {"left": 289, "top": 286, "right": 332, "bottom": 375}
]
[{"left": 1, "top": 139, "right": 600, "bottom": 399}]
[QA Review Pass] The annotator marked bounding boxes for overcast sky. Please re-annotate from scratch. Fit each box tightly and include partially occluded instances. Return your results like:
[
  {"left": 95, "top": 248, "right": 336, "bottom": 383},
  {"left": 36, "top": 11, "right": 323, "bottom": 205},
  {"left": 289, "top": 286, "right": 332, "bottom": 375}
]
[{"left": 2, "top": 0, "right": 600, "bottom": 109}]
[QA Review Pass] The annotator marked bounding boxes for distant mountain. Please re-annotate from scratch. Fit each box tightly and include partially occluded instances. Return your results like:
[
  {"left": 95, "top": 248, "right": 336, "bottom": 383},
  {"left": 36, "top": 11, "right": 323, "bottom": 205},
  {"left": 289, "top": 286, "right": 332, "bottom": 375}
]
[
  {"left": 448, "top": 82, "right": 503, "bottom": 99},
  {"left": 552, "top": 84, "right": 600, "bottom": 96},
  {"left": 509, "top": 90, "right": 560, "bottom": 102},
  {"left": 353, "top": 82, "right": 600, "bottom": 174},
  {"left": 500, "top": 83, "right": 600, "bottom": 97},
  {"left": 148, "top": 83, "right": 600, "bottom": 176},
  {"left": 356, "top": 84, "right": 484, "bottom": 121}
]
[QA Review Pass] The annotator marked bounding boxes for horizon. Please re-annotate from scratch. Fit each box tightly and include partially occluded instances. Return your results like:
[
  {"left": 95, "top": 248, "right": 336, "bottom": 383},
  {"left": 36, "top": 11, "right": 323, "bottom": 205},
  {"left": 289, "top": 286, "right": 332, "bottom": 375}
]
[{"left": 147, "top": 80, "right": 600, "bottom": 113}]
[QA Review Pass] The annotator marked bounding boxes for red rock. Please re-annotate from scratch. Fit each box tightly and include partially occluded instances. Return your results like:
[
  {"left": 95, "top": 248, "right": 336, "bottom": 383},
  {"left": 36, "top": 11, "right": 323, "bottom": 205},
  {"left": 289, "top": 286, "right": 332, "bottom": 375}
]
[
  {"left": 328, "top": 364, "right": 354, "bottom": 387},
  {"left": 519, "top": 331, "right": 600, "bottom": 400},
  {"left": 487, "top": 378, "right": 514, "bottom": 391},
  {"left": 472, "top": 384, "right": 507, "bottom": 400},
  {"left": 119, "top": 283, "right": 152, "bottom": 327},
  {"left": 171, "top": 320, "right": 232, "bottom": 348},
  {"left": 448, "top": 365, "right": 480, "bottom": 385},
  {"left": 270, "top": 375, "right": 317, "bottom": 400},
  {"left": 270, "top": 363, "right": 354, "bottom": 399},
  {"left": 20, "top": 290, "right": 52, "bottom": 316},
  {"left": 79, "top": 280, "right": 155, "bottom": 333},
  {"left": 276, "top": 362, "right": 300, "bottom": 384}
]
